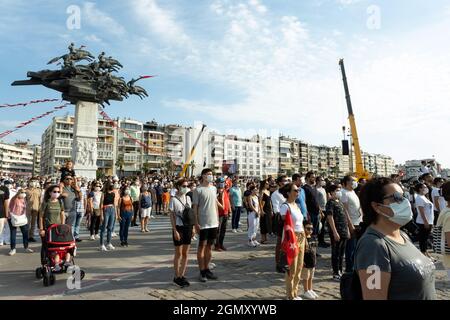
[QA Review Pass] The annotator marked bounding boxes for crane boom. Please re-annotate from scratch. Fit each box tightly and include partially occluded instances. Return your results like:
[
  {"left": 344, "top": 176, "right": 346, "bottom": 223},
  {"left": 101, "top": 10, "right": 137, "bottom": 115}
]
[
  {"left": 339, "top": 58, "right": 370, "bottom": 180},
  {"left": 180, "top": 124, "right": 207, "bottom": 177}
]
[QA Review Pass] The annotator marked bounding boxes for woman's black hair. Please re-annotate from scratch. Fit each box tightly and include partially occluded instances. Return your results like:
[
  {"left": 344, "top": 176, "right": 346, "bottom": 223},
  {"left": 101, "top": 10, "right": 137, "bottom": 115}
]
[
  {"left": 441, "top": 181, "right": 450, "bottom": 202},
  {"left": 359, "top": 177, "right": 395, "bottom": 226},
  {"left": 414, "top": 183, "right": 426, "bottom": 193},
  {"left": 342, "top": 175, "right": 353, "bottom": 187},
  {"left": 279, "top": 182, "right": 295, "bottom": 199},
  {"left": 326, "top": 184, "right": 340, "bottom": 194},
  {"left": 43, "top": 185, "right": 61, "bottom": 203}
]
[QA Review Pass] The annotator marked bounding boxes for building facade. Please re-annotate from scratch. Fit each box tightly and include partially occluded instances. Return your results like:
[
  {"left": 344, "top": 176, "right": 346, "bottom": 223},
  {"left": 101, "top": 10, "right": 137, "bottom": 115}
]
[{"left": 0, "top": 142, "right": 35, "bottom": 177}]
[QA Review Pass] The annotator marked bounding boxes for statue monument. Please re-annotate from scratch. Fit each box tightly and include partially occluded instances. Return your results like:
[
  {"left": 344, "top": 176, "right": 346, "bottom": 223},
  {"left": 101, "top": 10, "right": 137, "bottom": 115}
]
[{"left": 12, "top": 43, "right": 149, "bottom": 180}]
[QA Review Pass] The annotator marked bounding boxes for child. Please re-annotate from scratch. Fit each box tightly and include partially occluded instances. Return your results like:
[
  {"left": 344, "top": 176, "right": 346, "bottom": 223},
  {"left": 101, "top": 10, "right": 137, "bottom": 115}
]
[
  {"left": 325, "top": 184, "right": 349, "bottom": 281},
  {"left": 435, "top": 181, "right": 450, "bottom": 280},
  {"left": 301, "top": 221, "right": 318, "bottom": 299}
]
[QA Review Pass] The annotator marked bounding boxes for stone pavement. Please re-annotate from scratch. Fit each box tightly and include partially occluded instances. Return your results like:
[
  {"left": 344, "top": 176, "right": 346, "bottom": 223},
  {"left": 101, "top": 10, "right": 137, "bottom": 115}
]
[{"left": 0, "top": 215, "right": 448, "bottom": 300}]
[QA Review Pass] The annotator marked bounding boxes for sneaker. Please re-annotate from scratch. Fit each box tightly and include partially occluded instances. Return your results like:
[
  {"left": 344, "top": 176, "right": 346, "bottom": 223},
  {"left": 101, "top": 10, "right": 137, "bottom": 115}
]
[
  {"left": 199, "top": 274, "right": 207, "bottom": 283},
  {"left": 293, "top": 296, "right": 303, "bottom": 300},
  {"left": 214, "top": 245, "right": 223, "bottom": 252},
  {"left": 111, "top": 232, "right": 117, "bottom": 238},
  {"left": 253, "top": 240, "right": 261, "bottom": 246},
  {"left": 220, "top": 246, "right": 227, "bottom": 251},
  {"left": 106, "top": 243, "right": 115, "bottom": 250},
  {"left": 8, "top": 249, "right": 16, "bottom": 256},
  {"left": 124, "top": 241, "right": 129, "bottom": 247},
  {"left": 25, "top": 248, "right": 34, "bottom": 253},
  {"left": 276, "top": 266, "right": 286, "bottom": 273},
  {"left": 237, "top": 229, "right": 244, "bottom": 233},
  {"left": 208, "top": 262, "right": 216, "bottom": 270},
  {"left": 63, "top": 260, "right": 73, "bottom": 267},
  {"left": 145, "top": 229, "right": 150, "bottom": 232},
  {"left": 100, "top": 245, "right": 108, "bottom": 251},
  {"left": 141, "top": 229, "right": 146, "bottom": 233},
  {"left": 173, "top": 277, "right": 185, "bottom": 288},
  {"left": 120, "top": 242, "right": 126, "bottom": 247},
  {"left": 316, "top": 252, "right": 322, "bottom": 258},
  {"left": 205, "top": 270, "right": 217, "bottom": 280},
  {"left": 232, "top": 229, "right": 237, "bottom": 233},
  {"left": 310, "top": 290, "right": 319, "bottom": 299},
  {"left": 192, "top": 235, "right": 197, "bottom": 241},
  {"left": 75, "top": 238, "right": 82, "bottom": 243},
  {"left": 54, "top": 264, "right": 61, "bottom": 272},
  {"left": 180, "top": 276, "right": 190, "bottom": 287},
  {"left": 303, "top": 291, "right": 316, "bottom": 300},
  {"left": 90, "top": 235, "right": 95, "bottom": 240},
  {"left": 95, "top": 234, "right": 100, "bottom": 239},
  {"left": 151, "top": 215, "right": 156, "bottom": 219},
  {"left": 248, "top": 241, "right": 256, "bottom": 247},
  {"left": 332, "top": 274, "right": 341, "bottom": 282},
  {"left": 28, "top": 237, "right": 36, "bottom": 242}
]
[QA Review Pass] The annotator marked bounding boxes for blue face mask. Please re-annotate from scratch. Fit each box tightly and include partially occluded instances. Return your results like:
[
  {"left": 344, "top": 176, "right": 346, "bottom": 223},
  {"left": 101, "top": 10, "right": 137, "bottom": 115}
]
[{"left": 379, "top": 198, "right": 413, "bottom": 227}]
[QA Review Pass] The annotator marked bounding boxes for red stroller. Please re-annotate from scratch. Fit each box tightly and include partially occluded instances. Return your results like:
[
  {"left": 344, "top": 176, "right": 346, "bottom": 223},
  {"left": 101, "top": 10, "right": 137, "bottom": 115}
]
[{"left": 35, "top": 224, "right": 85, "bottom": 287}]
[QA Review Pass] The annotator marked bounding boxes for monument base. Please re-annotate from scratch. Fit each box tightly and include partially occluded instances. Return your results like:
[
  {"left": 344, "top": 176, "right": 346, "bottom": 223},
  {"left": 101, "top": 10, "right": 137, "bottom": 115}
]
[{"left": 72, "top": 101, "right": 99, "bottom": 181}]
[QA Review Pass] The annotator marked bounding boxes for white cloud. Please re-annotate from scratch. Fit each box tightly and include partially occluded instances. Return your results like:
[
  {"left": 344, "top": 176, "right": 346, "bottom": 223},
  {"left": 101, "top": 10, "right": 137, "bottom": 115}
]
[
  {"left": 131, "top": 0, "right": 191, "bottom": 46},
  {"left": 84, "top": 34, "right": 102, "bottom": 43},
  {"left": 83, "top": 2, "right": 126, "bottom": 36},
  {"left": 336, "top": 0, "right": 363, "bottom": 5}
]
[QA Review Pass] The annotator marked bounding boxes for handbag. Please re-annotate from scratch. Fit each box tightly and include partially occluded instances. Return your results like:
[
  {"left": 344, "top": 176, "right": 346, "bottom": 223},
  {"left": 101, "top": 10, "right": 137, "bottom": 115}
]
[{"left": 10, "top": 213, "right": 28, "bottom": 227}]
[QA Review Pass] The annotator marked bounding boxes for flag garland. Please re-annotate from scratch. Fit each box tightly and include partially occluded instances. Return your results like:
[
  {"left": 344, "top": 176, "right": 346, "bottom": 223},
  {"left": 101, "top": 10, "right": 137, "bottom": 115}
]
[
  {"left": 0, "top": 98, "right": 60, "bottom": 109},
  {"left": 0, "top": 103, "right": 70, "bottom": 139}
]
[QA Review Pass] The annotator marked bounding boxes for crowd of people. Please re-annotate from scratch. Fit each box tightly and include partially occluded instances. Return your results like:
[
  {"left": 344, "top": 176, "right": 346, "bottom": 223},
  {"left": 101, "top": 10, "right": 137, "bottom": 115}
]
[{"left": 0, "top": 159, "right": 449, "bottom": 300}]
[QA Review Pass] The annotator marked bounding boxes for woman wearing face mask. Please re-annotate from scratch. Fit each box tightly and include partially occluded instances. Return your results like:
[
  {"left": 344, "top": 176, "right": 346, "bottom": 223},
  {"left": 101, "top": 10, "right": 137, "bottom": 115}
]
[
  {"left": 414, "top": 183, "right": 435, "bottom": 257},
  {"left": 139, "top": 188, "right": 153, "bottom": 233},
  {"left": 169, "top": 179, "right": 192, "bottom": 287},
  {"left": 99, "top": 183, "right": 117, "bottom": 252},
  {"left": 247, "top": 185, "right": 261, "bottom": 247},
  {"left": 118, "top": 187, "right": 133, "bottom": 246},
  {"left": 89, "top": 184, "right": 102, "bottom": 240},
  {"left": 6, "top": 189, "right": 33, "bottom": 256},
  {"left": 355, "top": 178, "right": 436, "bottom": 300}
]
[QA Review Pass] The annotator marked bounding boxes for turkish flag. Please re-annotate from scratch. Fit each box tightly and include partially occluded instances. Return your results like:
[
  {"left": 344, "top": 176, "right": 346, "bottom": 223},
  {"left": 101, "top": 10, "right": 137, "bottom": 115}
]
[{"left": 281, "top": 207, "right": 299, "bottom": 267}]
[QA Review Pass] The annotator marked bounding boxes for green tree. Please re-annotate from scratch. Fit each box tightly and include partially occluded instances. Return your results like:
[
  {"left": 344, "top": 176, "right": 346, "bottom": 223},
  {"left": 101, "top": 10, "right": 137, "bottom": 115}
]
[
  {"left": 116, "top": 155, "right": 125, "bottom": 178},
  {"left": 142, "top": 162, "right": 151, "bottom": 175}
]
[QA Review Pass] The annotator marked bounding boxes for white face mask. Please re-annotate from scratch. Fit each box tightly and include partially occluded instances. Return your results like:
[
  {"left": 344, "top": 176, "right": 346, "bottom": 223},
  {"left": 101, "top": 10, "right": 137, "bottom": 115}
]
[
  {"left": 125, "top": 189, "right": 131, "bottom": 195},
  {"left": 352, "top": 181, "right": 358, "bottom": 190},
  {"left": 335, "top": 191, "right": 342, "bottom": 199},
  {"left": 180, "top": 187, "right": 189, "bottom": 195},
  {"left": 51, "top": 192, "right": 60, "bottom": 199},
  {"left": 379, "top": 199, "right": 413, "bottom": 227},
  {"left": 320, "top": 181, "right": 326, "bottom": 187},
  {"left": 95, "top": 187, "right": 101, "bottom": 192}
]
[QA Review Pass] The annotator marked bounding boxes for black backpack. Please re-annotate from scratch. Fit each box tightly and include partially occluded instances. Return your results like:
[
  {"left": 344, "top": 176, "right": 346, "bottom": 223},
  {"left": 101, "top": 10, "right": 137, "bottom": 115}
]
[{"left": 174, "top": 197, "right": 195, "bottom": 226}]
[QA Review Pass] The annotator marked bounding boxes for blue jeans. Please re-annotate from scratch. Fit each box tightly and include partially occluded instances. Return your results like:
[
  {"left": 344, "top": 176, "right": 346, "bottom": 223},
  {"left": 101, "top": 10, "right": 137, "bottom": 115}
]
[
  {"left": 119, "top": 211, "right": 132, "bottom": 242},
  {"left": 100, "top": 206, "right": 115, "bottom": 246},
  {"left": 311, "top": 213, "right": 320, "bottom": 236},
  {"left": 232, "top": 206, "right": 242, "bottom": 230},
  {"left": 345, "top": 236, "right": 357, "bottom": 272},
  {"left": 73, "top": 211, "right": 83, "bottom": 239},
  {"left": 8, "top": 219, "right": 29, "bottom": 250}
]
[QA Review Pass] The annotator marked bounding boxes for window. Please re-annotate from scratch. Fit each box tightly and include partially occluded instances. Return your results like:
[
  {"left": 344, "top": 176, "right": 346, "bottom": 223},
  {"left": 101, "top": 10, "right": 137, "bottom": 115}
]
[
  {"left": 228, "top": 144, "right": 232, "bottom": 149},
  {"left": 257, "top": 159, "right": 260, "bottom": 164},
  {"left": 228, "top": 151, "right": 232, "bottom": 156},
  {"left": 235, "top": 145, "right": 238, "bottom": 150},
  {"left": 249, "top": 165, "right": 253, "bottom": 169},
  {"left": 257, "top": 147, "right": 260, "bottom": 152},
  {"left": 249, "top": 158, "right": 253, "bottom": 163},
  {"left": 243, "top": 152, "right": 247, "bottom": 157},
  {"left": 235, "top": 151, "right": 239, "bottom": 156}
]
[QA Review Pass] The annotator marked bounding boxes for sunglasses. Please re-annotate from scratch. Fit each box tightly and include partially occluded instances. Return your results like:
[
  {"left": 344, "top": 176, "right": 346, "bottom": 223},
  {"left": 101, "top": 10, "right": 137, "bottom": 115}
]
[
  {"left": 383, "top": 191, "right": 407, "bottom": 203},
  {"left": 305, "top": 227, "right": 313, "bottom": 231}
]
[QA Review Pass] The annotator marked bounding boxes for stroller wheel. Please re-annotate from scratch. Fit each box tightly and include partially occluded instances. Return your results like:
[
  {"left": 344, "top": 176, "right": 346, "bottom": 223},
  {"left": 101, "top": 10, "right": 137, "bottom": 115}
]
[
  {"left": 49, "top": 274, "right": 55, "bottom": 286},
  {"left": 43, "top": 273, "right": 50, "bottom": 287},
  {"left": 35, "top": 267, "right": 43, "bottom": 279}
]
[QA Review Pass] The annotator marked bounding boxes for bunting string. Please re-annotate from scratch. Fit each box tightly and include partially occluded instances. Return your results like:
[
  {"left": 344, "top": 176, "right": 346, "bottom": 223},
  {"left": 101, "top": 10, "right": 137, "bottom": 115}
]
[
  {"left": 0, "top": 98, "right": 60, "bottom": 109},
  {"left": 0, "top": 103, "right": 70, "bottom": 139}
]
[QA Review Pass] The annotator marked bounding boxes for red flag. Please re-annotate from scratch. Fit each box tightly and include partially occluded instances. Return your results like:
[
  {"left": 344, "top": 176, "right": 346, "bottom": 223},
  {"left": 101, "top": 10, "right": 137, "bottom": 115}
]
[
  {"left": 281, "top": 207, "right": 299, "bottom": 267},
  {"left": 139, "top": 75, "right": 156, "bottom": 79}
]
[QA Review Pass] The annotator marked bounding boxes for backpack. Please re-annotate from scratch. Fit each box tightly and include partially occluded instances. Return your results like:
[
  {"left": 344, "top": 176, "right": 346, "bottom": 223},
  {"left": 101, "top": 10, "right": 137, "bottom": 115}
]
[
  {"left": 174, "top": 197, "right": 195, "bottom": 226},
  {"left": 433, "top": 208, "right": 450, "bottom": 255},
  {"left": 340, "top": 230, "right": 392, "bottom": 300}
]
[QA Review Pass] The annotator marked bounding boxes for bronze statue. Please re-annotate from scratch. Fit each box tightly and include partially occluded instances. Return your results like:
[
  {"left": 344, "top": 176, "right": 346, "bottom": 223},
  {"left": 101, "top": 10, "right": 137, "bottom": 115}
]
[{"left": 12, "top": 43, "right": 150, "bottom": 106}]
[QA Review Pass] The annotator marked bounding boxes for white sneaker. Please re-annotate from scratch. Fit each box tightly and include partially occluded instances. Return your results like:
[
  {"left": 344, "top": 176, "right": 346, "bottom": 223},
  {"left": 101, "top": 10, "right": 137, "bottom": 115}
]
[
  {"left": 303, "top": 291, "right": 316, "bottom": 300},
  {"left": 106, "top": 243, "right": 115, "bottom": 250},
  {"left": 248, "top": 241, "right": 257, "bottom": 247},
  {"left": 0, "top": 241, "right": 4, "bottom": 246},
  {"left": 293, "top": 296, "right": 303, "bottom": 300},
  {"left": 25, "top": 248, "right": 34, "bottom": 253},
  {"left": 208, "top": 262, "right": 216, "bottom": 270},
  {"left": 192, "top": 235, "right": 197, "bottom": 241},
  {"left": 90, "top": 235, "right": 95, "bottom": 240},
  {"left": 111, "top": 232, "right": 117, "bottom": 238},
  {"left": 253, "top": 240, "right": 261, "bottom": 246},
  {"left": 95, "top": 234, "right": 100, "bottom": 239},
  {"left": 232, "top": 229, "right": 237, "bottom": 233},
  {"left": 8, "top": 249, "right": 16, "bottom": 256},
  {"left": 237, "top": 229, "right": 244, "bottom": 233},
  {"left": 310, "top": 290, "right": 319, "bottom": 298},
  {"left": 100, "top": 245, "right": 108, "bottom": 251}
]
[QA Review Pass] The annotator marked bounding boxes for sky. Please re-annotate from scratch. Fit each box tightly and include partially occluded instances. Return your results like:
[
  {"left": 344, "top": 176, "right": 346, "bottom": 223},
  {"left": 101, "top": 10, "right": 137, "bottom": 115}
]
[{"left": 1, "top": 0, "right": 449, "bottom": 168}]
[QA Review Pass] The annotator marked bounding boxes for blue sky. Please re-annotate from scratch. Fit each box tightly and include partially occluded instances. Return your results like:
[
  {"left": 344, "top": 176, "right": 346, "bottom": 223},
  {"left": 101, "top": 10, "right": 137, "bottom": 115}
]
[{"left": 1, "top": 0, "right": 450, "bottom": 167}]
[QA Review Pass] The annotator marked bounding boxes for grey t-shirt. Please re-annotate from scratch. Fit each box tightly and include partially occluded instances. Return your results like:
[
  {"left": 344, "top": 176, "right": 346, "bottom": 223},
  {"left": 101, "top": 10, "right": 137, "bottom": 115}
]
[
  {"left": 62, "top": 186, "right": 76, "bottom": 213},
  {"left": 355, "top": 226, "right": 436, "bottom": 300},
  {"left": 192, "top": 185, "right": 218, "bottom": 230}
]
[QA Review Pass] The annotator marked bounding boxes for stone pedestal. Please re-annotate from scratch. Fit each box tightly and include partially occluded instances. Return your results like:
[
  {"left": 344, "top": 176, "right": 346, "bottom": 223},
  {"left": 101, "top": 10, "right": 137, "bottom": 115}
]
[{"left": 72, "top": 101, "right": 98, "bottom": 180}]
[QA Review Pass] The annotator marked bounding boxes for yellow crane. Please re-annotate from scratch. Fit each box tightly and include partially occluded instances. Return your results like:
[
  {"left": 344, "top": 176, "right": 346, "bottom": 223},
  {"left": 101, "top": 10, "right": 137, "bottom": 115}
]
[
  {"left": 339, "top": 58, "right": 371, "bottom": 180},
  {"left": 180, "top": 124, "right": 207, "bottom": 177}
]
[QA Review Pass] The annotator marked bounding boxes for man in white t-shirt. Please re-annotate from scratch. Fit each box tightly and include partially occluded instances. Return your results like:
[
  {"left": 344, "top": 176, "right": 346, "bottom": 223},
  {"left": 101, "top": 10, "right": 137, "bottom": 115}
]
[
  {"left": 271, "top": 175, "right": 287, "bottom": 273},
  {"left": 431, "top": 178, "right": 446, "bottom": 223},
  {"left": 340, "top": 175, "right": 362, "bottom": 273},
  {"left": 420, "top": 161, "right": 430, "bottom": 175}
]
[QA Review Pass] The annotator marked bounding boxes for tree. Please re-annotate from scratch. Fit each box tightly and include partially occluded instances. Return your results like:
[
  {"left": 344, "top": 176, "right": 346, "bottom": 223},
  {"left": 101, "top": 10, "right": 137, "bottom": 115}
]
[
  {"left": 142, "top": 162, "right": 151, "bottom": 175},
  {"left": 116, "top": 155, "right": 125, "bottom": 178},
  {"left": 190, "top": 160, "right": 196, "bottom": 177},
  {"left": 164, "top": 160, "right": 176, "bottom": 176}
]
